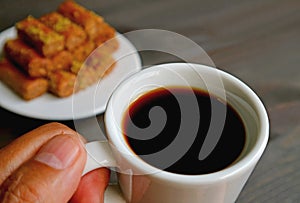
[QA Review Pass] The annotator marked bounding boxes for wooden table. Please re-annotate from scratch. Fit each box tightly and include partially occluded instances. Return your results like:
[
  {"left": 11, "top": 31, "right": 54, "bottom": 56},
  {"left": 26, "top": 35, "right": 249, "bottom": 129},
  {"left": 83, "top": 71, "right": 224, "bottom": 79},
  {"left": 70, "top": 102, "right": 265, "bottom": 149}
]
[{"left": 0, "top": 0, "right": 299, "bottom": 202}]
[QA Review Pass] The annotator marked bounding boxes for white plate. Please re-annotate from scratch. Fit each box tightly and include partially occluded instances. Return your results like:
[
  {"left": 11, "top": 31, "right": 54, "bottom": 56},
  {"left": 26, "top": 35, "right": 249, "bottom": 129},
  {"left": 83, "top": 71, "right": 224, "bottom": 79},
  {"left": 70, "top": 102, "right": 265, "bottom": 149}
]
[{"left": 0, "top": 27, "right": 142, "bottom": 120}]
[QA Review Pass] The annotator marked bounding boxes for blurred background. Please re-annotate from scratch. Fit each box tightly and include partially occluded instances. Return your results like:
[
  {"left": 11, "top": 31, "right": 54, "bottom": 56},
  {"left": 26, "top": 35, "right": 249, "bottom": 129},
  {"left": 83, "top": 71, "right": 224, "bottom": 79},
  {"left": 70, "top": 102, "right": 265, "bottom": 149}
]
[{"left": 0, "top": 0, "right": 300, "bottom": 202}]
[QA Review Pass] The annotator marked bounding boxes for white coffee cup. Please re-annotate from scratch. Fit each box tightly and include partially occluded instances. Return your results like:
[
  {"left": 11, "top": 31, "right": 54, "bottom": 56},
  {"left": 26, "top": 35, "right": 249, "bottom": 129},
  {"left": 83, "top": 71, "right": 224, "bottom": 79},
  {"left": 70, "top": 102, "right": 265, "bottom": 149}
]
[{"left": 83, "top": 63, "right": 269, "bottom": 203}]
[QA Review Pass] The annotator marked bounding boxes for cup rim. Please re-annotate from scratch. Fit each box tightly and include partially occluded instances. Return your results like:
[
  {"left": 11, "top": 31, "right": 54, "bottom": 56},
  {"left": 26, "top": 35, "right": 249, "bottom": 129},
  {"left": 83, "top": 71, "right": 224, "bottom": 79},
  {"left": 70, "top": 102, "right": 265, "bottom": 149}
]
[{"left": 104, "top": 62, "right": 269, "bottom": 185}]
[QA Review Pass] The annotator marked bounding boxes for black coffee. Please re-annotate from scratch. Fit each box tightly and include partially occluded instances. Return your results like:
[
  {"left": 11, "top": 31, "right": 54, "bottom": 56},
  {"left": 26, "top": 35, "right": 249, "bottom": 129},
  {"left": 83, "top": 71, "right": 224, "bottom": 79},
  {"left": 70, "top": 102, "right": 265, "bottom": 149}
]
[{"left": 122, "top": 87, "right": 246, "bottom": 175}]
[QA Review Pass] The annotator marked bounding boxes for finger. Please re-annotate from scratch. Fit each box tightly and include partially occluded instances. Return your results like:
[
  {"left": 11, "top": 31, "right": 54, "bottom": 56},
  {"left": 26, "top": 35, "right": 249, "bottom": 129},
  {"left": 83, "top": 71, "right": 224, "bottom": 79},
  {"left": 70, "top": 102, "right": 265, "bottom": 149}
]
[
  {"left": 0, "top": 134, "right": 86, "bottom": 203},
  {"left": 0, "top": 122, "right": 84, "bottom": 185},
  {"left": 70, "top": 168, "right": 110, "bottom": 203}
]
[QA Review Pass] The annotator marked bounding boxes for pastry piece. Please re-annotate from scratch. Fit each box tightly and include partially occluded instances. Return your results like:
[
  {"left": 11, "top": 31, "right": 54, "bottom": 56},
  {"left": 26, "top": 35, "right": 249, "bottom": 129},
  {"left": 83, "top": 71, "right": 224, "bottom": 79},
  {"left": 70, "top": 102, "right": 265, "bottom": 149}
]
[
  {"left": 71, "top": 46, "right": 115, "bottom": 77},
  {"left": 48, "top": 70, "right": 76, "bottom": 97},
  {"left": 40, "top": 12, "right": 87, "bottom": 51},
  {"left": 4, "top": 38, "right": 52, "bottom": 77},
  {"left": 0, "top": 58, "right": 48, "bottom": 100},
  {"left": 93, "top": 22, "right": 118, "bottom": 50},
  {"left": 51, "top": 50, "right": 73, "bottom": 71},
  {"left": 58, "top": 1, "right": 118, "bottom": 49},
  {"left": 70, "top": 38, "right": 117, "bottom": 75},
  {"left": 16, "top": 16, "right": 65, "bottom": 57},
  {"left": 71, "top": 40, "right": 95, "bottom": 63},
  {"left": 75, "top": 51, "right": 116, "bottom": 90},
  {"left": 57, "top": 0, "right": 104, "bottom": 41},
  {"left": 95, "top": 34, "right": 119, "bottom": 53}
]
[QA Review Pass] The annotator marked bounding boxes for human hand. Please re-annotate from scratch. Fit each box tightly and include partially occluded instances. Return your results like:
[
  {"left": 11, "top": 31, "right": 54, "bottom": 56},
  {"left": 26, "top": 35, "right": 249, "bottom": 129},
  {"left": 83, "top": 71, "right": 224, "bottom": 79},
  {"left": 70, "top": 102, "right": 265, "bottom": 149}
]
[{"left": 0, "top": 122, "right": 110, "bottom": 203}]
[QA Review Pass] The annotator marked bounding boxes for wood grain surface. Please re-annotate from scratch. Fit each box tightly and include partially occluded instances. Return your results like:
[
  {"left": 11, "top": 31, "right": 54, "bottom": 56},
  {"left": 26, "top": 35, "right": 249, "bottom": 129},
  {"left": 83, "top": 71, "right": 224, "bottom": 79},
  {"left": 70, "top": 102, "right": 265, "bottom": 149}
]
[{"left": 0, "top": 0, "right": 299, "bottom": 202}]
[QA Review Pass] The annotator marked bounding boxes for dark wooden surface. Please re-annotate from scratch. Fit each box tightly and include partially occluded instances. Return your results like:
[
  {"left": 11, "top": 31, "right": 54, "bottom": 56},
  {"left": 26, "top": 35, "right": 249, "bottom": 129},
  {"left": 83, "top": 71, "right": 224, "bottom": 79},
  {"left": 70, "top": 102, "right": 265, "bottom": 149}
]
[{"left": 0, "top": 0, "right": 300, "bottom": 202}]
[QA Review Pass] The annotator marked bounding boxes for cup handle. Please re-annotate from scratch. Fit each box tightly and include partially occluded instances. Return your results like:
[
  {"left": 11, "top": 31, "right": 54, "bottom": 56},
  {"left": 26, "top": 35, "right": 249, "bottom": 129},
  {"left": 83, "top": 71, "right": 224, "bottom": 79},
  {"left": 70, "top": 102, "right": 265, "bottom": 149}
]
[
  {"left": 83, "top": 141, "right": 126, "bottom": 202},
  {"left": 83, "top": 141, "right": 117, "bottom": 175}
]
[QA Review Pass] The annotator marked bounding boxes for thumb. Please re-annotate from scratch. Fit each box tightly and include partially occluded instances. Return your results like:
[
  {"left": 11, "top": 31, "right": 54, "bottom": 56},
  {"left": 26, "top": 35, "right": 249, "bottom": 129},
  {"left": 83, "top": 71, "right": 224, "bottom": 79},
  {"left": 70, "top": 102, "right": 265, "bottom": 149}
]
[{"left": 0, "top": 134, "right": 86, "bottom": 203}]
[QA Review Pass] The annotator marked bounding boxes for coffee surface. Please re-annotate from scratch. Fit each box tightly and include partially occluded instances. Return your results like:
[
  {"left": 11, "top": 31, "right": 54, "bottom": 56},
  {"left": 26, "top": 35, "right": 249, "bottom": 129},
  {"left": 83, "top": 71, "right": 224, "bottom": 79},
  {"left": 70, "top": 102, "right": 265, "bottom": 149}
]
[{"left": 122, "top": 87, "right": 246, "bottom": 175}]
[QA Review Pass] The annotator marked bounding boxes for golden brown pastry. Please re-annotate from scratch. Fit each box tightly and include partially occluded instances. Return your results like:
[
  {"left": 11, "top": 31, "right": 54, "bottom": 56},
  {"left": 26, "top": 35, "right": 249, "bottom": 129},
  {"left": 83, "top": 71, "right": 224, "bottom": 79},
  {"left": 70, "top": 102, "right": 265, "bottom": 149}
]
[
  {"left": 0, "top": 58, "right": 48, "bottom": 100},
  {"left": 16, "top": 16, "right": 65, "bottom": 57},
  {"left": 70, "top": 40, "right": 95, "bottom": 63},
  {"left": 51, "top": 50, "right": 73, "bottom": 71},
  {"left": 58, "top": 1, "right": 103, "bottom": 40},
  {"left": 4, "top": 38, "right": 52, "bottom": 77},
  {"left": 48, "top": 70, "right": 76, "bottom": 97},
  {"left": 0, "top": 0, "right": 119, "bottom": 101},
  {"left": 40, "top": 12, "right": 87, "bottom": 51}
]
